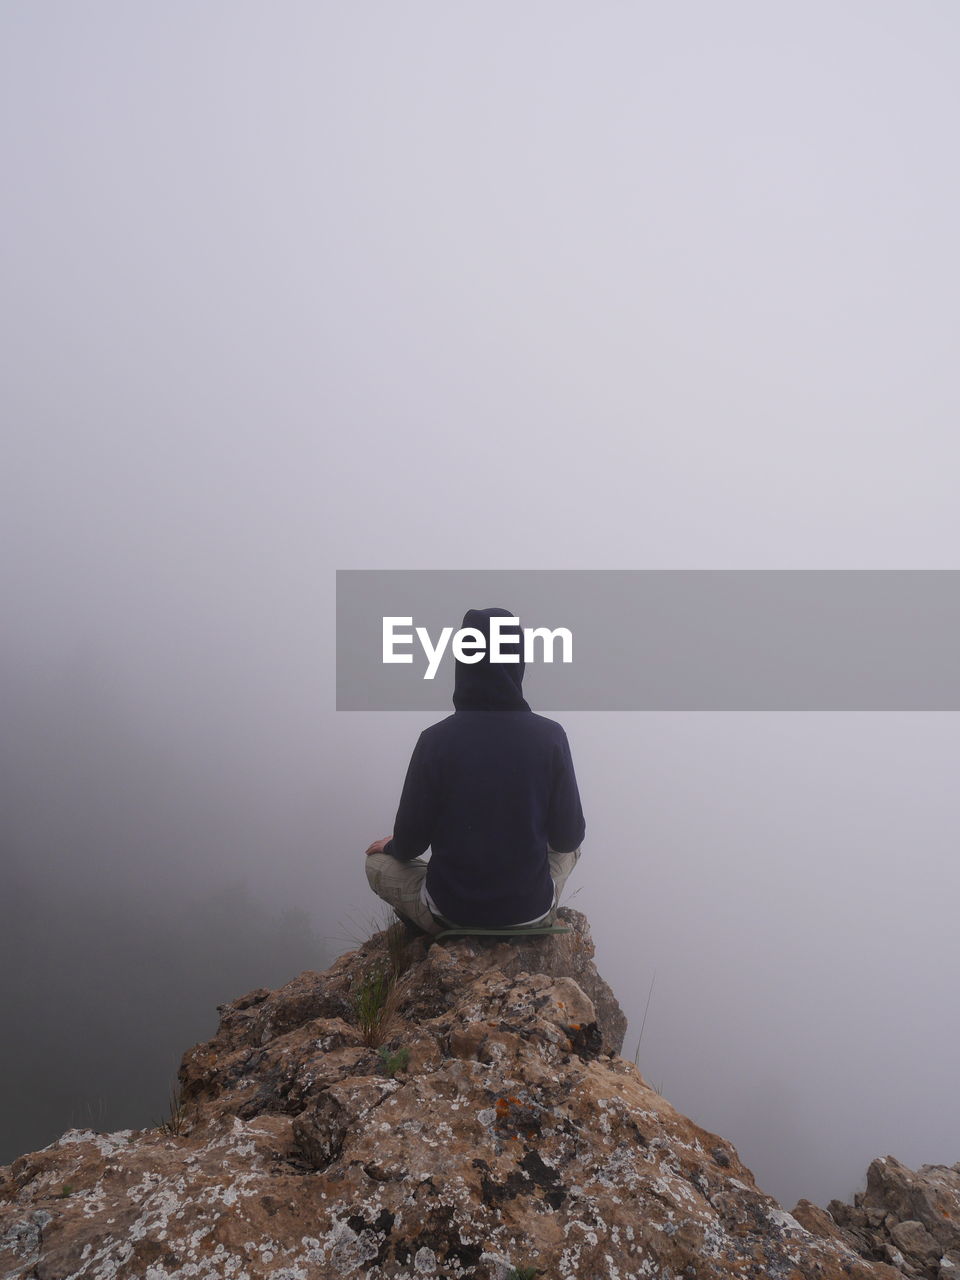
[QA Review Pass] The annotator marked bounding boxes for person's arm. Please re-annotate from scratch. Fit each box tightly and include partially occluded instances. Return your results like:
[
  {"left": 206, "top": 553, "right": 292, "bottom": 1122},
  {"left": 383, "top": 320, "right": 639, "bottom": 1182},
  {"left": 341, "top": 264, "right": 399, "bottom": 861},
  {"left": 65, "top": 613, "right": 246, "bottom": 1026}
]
[
  {"left": 382, "top": 732, "right": 439, "bottom": 862},
  {"left": 546, "top": 729, "right": 586, "bottom": 853}
]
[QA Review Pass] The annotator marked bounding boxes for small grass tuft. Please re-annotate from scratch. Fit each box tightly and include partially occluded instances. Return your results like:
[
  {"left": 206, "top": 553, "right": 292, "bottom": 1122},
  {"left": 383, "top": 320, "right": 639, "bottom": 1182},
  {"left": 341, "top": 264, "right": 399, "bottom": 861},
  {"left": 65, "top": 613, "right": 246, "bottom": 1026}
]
[
  {"left": 383, "top": 917, "right": 419, "bottom": 979},
  {"left": 506, "top": 1267, "right": 540, "bottom": 1280},
  {"left": 344, "top": 907, "right": 424, "bottom": 1047},
  {"left": 632, "top": 968, "right": 657, "bottom": 1067},
  {"left": 377, "top": 1045, "right": 410, "bottom": 1078},
  {"left": 350, "top": 961, "right": 399, "bottom": 1047},
  {"left": 156, "top": 1085, "right": 191, "bottom": 1137}
]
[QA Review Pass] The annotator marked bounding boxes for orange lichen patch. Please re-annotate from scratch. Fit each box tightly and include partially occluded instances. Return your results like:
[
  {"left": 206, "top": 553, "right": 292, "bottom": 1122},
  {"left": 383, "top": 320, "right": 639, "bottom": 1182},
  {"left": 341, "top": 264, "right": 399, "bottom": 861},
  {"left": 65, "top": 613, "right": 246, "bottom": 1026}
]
[
  {"left": 569, "top": 1023, "right": 581, "bottom": 1031},
  {"left": 494, "top": 1093, "right": 544, "bottom": 1144}
]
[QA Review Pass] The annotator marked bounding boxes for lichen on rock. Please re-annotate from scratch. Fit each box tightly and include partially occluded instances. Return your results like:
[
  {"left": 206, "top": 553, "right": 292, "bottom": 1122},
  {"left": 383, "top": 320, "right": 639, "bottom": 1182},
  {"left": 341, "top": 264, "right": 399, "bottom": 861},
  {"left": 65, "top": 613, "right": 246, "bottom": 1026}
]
[
  {"left": 797, "top": 1154, "right": 960, "bottom": 1279},
  {"left": 0, "top": 908, "right": 938, "bottom": 1279}
]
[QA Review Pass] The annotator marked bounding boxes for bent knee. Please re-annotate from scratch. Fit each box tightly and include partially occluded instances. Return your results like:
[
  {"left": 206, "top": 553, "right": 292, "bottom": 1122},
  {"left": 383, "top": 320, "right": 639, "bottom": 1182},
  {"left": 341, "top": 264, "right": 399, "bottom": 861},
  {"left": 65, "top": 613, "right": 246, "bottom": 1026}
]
[{"left": 365, "top": 852, "right": 388, "bottom": 888}]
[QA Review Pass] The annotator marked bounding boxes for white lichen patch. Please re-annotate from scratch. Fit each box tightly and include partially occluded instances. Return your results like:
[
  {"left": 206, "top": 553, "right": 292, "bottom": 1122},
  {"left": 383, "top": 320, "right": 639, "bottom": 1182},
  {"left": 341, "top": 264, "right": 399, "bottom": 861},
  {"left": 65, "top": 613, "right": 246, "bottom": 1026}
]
[
  {"left": 699, "top": 1215, "right": 736, "bottom": 1258},
  {"left": 53, "top": 1129, "right": 135, "bottom": 1159},
  {"left": 596, "top": 1144, "right": 642, "bottom": 1191},
  {"left": 766, "top": 1207, "right": 806, "bottom": 1234},
  {"left": 413, "top": 1244, "right": 437, "bottom": 1271},
  {"left": 126, "top": 1178, "right": 192, "bottom": 1242}
]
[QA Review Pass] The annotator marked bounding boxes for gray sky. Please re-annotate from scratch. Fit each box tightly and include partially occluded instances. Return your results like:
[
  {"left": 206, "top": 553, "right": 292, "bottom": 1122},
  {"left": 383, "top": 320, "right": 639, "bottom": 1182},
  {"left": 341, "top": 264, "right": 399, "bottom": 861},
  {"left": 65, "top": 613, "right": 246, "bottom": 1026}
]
[{"left": 2, "top": 2, "right": 959, "bottom": 1209}]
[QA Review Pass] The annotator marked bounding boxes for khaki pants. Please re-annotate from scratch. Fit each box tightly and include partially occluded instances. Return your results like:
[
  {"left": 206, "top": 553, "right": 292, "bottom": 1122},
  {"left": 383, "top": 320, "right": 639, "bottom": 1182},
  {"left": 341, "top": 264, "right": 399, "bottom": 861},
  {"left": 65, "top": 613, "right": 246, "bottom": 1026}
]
[{"left": 364, "top": 847, "right": 581, "bottom": 936}]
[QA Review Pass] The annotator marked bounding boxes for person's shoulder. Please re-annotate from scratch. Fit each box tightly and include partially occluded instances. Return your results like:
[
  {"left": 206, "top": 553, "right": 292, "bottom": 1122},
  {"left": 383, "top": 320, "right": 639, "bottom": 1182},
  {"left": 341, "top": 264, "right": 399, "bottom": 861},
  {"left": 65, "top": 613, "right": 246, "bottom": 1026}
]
[
  {"left": 525, "top": 711, "right": 570, "bottom": 741},
  {"left": 419, "top": 713, "right": 458, "bottom": 742}
]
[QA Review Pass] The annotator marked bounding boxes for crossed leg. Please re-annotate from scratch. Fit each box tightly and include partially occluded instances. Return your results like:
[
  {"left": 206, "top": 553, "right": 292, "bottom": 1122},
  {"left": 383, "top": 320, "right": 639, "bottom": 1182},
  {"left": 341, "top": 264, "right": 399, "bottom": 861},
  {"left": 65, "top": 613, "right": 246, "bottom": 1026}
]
[{"left": 364, "top": 847, "right": 581, "bottom": 936}]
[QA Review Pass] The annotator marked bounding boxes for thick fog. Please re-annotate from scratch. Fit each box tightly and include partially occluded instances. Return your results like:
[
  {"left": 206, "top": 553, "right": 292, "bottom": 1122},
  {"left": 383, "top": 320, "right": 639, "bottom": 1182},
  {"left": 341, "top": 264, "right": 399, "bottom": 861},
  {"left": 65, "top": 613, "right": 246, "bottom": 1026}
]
[{"left": 2, "top": 3, "right": 959, "bottom": 1211}]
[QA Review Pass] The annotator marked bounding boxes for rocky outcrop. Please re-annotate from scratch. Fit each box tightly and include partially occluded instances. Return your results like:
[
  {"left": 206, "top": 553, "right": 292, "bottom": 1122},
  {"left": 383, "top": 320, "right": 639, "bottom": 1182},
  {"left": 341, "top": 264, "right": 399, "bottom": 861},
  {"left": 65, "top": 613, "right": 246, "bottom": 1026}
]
[
  {"left": 795, "top": 1155, "right": 960, "bottom": 1278},
  {"left": 0, "top": 908, "right": 922, "bottom": 1279}
]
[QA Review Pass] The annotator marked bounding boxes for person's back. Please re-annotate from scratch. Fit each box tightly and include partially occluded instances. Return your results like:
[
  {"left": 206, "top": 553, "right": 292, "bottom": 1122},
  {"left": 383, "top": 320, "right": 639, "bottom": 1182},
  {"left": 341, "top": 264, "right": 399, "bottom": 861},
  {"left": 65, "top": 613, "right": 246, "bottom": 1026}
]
[{"left": 364, "top": 606, "right": 585, "bottom": 933}]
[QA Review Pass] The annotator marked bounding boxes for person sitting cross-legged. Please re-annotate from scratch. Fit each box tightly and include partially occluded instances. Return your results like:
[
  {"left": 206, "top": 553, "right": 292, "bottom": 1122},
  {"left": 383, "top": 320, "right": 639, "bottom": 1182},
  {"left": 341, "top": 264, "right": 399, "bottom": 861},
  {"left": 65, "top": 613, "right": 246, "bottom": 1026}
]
[{"left": 364, "top": 606, "right": 585, "bottom": 936}]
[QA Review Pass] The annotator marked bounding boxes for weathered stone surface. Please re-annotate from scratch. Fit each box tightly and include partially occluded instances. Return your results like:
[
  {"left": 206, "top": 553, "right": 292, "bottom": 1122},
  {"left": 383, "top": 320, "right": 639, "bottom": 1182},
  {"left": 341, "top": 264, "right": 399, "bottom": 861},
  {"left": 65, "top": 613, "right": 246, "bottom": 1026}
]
[
  {"left": 817, "top": 1154, "right": 960, "bottom": 1279},
  {"left": 795, "top": 1195, "right": 859, "bottom": 1245},
  {"left": 445, "top": 908, "right": 629, "bottom": 1056},
  {"left": 0, "top": 908, "right": 932, "bottom": 1279},
  {"left": 370, "top": 907, "right": 626, "bottom": 1055}
]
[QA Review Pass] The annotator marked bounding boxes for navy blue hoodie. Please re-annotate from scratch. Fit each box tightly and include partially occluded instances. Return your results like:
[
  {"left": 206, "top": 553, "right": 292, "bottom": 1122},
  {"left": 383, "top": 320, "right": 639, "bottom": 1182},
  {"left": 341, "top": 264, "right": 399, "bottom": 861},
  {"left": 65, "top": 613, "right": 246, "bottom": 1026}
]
[{"left": 383, "top": 607, "right": 585, "bottom": 926}]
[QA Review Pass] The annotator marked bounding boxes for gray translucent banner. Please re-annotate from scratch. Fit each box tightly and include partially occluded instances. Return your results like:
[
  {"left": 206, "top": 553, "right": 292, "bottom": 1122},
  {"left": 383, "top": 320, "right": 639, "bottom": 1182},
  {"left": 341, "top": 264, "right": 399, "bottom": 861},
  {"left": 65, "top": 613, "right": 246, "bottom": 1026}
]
[{"left": 336, "top": 570, "right": 960, "bottom": 711}]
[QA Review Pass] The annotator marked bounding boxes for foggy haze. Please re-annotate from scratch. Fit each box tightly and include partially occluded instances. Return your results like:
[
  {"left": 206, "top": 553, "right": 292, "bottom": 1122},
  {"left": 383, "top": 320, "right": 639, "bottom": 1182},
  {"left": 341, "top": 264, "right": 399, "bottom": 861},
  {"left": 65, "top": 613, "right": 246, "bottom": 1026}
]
[{"left": 2, "top": 3, "right": 959, "bottom": 1212}]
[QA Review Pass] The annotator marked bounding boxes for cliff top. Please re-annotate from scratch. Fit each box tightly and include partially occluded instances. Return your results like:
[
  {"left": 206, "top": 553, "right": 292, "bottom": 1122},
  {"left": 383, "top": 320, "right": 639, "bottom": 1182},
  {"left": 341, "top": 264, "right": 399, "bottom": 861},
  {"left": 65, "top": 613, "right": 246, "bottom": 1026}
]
[{"left": 1, "top": 908, "right": 953, "bottom": 1279}]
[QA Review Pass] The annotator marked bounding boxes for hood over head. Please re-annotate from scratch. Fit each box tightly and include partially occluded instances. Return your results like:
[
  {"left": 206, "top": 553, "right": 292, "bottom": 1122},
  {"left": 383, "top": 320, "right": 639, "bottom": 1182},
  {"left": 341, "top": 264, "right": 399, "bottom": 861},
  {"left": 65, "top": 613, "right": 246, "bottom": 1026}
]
[{"left": 452, "top": 607, "right": 530, "bottom": 711}]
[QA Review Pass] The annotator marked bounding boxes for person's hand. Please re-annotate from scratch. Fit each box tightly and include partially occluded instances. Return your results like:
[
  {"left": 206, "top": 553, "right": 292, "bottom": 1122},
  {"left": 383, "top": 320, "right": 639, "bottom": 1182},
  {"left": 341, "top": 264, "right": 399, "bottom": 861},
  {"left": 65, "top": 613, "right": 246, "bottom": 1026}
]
[{"left": 365, "top": 836, "right": 392, "bottom": 856}]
